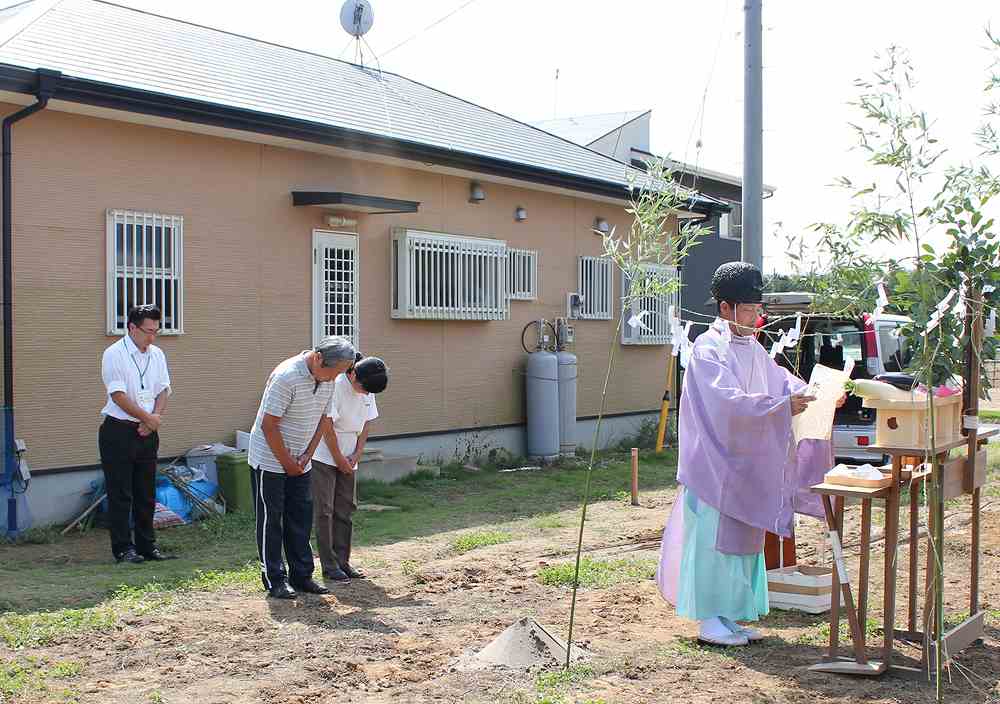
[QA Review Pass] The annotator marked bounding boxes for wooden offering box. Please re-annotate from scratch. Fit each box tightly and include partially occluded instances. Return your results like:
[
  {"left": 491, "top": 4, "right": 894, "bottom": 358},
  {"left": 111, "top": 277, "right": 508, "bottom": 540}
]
[
  {"left": 768, "top": 565, "right": 834, "bottom": 614},
  {"left": 862, "top": 395, "right": 961, "bottom": 450}
]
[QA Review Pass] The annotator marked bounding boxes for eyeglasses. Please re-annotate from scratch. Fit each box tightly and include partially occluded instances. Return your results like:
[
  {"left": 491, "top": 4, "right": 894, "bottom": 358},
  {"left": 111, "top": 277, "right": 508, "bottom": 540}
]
[{"left": 138, "top": 326, "right": 160, "bottom": 335}]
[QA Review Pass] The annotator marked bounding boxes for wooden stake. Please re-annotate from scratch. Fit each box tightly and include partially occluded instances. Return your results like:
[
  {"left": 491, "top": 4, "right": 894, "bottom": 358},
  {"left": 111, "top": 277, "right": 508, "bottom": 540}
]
[{"left": 630, "top": 448, "right": 639, "bottom": 506}]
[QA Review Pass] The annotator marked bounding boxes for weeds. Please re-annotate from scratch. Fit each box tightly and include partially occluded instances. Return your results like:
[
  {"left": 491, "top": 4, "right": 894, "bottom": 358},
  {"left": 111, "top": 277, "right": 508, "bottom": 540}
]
[
  {"left": 537, "top": 557, "right": 656, "bottom": 589},
  {"left": 452, "top": 530, "right": 513, "bottom": 554}
]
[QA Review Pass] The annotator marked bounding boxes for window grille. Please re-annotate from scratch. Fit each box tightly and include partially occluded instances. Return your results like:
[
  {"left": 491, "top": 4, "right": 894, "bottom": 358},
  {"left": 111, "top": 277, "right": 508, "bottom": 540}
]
[
  {"left": 621, "top": 264, "right": 680, "bottom": 345},
  {"left": 577, "top": 256, "right": 614, "bottom": 320},
  {"left": 507, "top": 248, "right": 538, "bottom": 300}
]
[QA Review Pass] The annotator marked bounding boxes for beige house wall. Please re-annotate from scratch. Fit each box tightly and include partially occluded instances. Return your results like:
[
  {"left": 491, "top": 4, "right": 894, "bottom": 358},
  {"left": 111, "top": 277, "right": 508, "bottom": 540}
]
[{"left": 4, "top": 104, "right": 673, "bottom": 471}]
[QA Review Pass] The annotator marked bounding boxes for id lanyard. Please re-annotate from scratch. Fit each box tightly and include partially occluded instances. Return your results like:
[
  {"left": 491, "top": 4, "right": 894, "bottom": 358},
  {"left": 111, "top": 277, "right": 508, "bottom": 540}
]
[{"left": 123, "top": 337, "right": 152, "bottom": 390}]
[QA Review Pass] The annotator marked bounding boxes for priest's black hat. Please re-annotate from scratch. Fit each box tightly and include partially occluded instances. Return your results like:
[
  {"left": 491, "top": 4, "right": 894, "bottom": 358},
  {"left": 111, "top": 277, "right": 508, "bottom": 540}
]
[{"left": 710, "top": 262, "right": 764, "bottom": 304}]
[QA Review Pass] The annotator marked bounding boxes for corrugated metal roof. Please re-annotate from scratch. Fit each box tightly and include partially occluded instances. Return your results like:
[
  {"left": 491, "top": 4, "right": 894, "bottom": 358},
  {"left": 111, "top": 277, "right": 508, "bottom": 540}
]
[
  {"left": 532, "top": 111, "right": 648, "bottom": 147},
  {"left": 0, "top": 0, "right": 654, "bottom": 196}
]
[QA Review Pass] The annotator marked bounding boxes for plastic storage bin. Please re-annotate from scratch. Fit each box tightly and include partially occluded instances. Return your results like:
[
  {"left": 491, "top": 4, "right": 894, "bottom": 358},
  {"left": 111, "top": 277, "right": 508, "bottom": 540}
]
[{"left": 216, "top": 451, "right": 254, "bottom": 513}]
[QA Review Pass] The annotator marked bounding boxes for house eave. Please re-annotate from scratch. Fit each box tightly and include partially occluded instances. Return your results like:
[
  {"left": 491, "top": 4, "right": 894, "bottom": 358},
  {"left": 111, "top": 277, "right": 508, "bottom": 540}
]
[{"left": 1, "top": 64, "right": 708, "bottom": 208}]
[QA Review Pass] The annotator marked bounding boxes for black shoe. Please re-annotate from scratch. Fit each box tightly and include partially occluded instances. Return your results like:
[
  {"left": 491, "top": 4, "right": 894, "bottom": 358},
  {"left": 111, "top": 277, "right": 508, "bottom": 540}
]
[
  {"left": 116, "top": 548, "right": 145, "bottom": 564},
  {"left": 291, "top": 578, "right": 330, "bottom": 595},
  {"left": 141, "top": 547, "right": 175, "bottom": 561},
  {"left": 341, "top": 563, "right": 365, "bottom": 579},
  {"left": 322, "top": 567, "right": 351, "bottom": 583},
  {"left": 267, "top": 582, "right": 297, "bottom": 600}
]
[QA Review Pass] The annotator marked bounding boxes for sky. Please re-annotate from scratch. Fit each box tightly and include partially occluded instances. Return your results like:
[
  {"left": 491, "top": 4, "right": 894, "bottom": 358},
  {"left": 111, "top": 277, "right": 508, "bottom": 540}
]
[{"left": 113, "top": 0, "right": 1000, "bottom": 274}]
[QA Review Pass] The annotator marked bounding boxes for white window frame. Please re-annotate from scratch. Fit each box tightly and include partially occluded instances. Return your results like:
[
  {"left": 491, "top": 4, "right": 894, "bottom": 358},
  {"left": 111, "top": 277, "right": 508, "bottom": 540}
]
[
  {"left": 507, "top": 248, "right": 538, "bottom": 301},
  {"left": 577, "top": 256, "right": 614, "bottom": 320},
  {"left": 719, "top": 200, "right": 742, "bottom": 240},
  {"left": 106, "top": 209, "right": 184, "bottom": 335},
  {"left": 390, "top": 228, "right": 509, "bottom": 321},
  {"left": 312, "top": 230, "right": 359, "bottom": 348},
  {"left": 620, "top": 264, "right": 681, "bottom": 345}
]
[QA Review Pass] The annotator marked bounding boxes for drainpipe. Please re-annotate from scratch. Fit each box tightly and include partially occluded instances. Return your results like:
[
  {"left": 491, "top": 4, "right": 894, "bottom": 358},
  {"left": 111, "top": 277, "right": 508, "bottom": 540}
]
[{"left": 3, "top": 69, "right": 60, "bottom": 534}]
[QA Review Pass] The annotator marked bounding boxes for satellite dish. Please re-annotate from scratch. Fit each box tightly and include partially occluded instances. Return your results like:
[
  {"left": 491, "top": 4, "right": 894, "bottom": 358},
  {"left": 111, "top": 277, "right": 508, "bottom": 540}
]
[{"left": 340, "top": 0, "right": 374, "bottom": 38}]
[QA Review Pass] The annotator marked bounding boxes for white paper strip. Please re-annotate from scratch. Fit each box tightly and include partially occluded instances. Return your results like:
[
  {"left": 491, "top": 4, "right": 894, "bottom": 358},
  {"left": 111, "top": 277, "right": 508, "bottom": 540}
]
[
  {"left": 828, "top": 530, "right": 851, "bottom": 584},
  {"left": 987, "top": 309, "right": 997, "bottom": 337},
  {"left": 877, "top": 282, "right": 890, "bottom": 308}
]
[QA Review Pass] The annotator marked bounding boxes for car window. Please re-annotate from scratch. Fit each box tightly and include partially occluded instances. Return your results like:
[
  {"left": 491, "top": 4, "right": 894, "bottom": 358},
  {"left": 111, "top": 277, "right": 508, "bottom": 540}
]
[
  {"left": 878, "top": 322, "right": 912, "bottom": 373},
  {"left": 816, "top": 323, "right": 863, "bottom": 366}
]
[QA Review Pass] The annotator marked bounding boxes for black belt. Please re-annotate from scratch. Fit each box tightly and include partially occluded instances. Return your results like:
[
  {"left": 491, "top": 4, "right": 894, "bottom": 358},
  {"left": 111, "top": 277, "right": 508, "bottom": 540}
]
[{"left": 104, "top": 416, "right": 141, "bottom": 428}]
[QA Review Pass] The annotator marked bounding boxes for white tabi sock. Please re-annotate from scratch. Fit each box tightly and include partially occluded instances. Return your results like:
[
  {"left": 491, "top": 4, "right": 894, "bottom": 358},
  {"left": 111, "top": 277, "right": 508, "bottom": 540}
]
[
  {"left": 698, "top": 616, "right": 749, "bottom": 647},
  {"left": 719, "top": 616, "right": 764, "bottom": 642}
]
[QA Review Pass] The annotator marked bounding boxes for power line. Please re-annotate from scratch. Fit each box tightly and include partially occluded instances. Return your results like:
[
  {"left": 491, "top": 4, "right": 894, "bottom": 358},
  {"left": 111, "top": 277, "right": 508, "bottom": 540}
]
[{"left": 381, "top": 0, "right": 482, "bottom": 58}]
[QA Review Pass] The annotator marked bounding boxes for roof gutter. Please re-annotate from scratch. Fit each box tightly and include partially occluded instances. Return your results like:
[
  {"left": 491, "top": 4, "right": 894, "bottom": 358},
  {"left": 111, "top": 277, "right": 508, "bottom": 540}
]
[
  {"left": 0, "top": 64, "right": 720, "bottom": 212},
  {"left": 2, "top": 68, "right": 59, "bottom": 534}
]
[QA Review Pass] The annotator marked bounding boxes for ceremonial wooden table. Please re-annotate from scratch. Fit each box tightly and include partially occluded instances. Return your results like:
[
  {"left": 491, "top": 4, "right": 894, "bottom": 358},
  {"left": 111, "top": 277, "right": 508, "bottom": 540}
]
[{"left": 808, "top": 428, "right": 995, "bottom": 678}]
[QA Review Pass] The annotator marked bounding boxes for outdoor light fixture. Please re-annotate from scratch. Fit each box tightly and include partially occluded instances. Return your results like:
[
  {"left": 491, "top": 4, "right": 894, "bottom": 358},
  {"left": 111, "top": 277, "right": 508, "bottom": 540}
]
[
  {"left": 514, "top": 206, "right": 527, "bottom": 222},
  {"left": 594, "top": 217, "right": 610, "bottom": 234},
  {"left": 469, "top": 182, "right": 486, "bottom": 203}
]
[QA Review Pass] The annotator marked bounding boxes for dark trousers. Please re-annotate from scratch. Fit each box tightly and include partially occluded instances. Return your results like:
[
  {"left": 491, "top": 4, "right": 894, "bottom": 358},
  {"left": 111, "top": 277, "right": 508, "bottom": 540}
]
[
  {"left": 251, "top": 468, "right": 315, "bottom": 590},
  {"left": 311, "top": 460, "right": 358, "bottom": 573},
  {"left": 98, "top": 417, "right": 158, "bottom": 558}
]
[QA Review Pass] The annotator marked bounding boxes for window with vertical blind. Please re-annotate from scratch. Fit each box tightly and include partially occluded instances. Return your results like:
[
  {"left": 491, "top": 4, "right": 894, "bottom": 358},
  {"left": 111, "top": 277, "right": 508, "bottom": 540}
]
[
  {"left": 507, "top": 248, "right": 538, "bottom": 300},
  {"left": 390, "top": 228, "right": 509, "bottom": 320},
  {"left": 620, "top": 264, "right": 680, "bottom": 345},
  {"left": 106, "top": 210, "right": 183, "bottom": 335},
  {"left": 577, "top": 256, "right": 614, "bottom": 320}
]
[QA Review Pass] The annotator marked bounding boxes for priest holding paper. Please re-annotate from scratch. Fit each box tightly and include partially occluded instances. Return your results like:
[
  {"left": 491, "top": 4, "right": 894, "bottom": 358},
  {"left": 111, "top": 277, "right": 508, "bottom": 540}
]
[{"left": 657, "top": 262, "right": 842, "bottom": 647}]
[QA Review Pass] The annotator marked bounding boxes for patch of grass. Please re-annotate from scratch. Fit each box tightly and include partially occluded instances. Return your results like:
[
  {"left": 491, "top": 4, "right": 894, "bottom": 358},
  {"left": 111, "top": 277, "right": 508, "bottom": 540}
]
[
  {"left": 980, "top": 410, "right": 1000, "bottom": 423},
  {"left": 659, "top": 637, "right": 734, "bottom": 658},
  {"left": 0, "top": 563, "right": 259, "bottom": 649},
  {"left": 400, "top": 559, "right": 419, "bottom": 577},
  {"left": 397, "top": 469, "right": 443, "bottom": 486},
  {"left": 0, "top": 607, "right": 119, "bottom": 649},
  {"left": 451, "top": 530, "right": 513, "bottom": 554},
  {"left": 535, "top": 664, "right": 597, "bottom": 702},
  {"left": 799, "top": 617, "right": 882, "bottom": 646},
  {"left": 616, "top": 418, "right": 660, "bottom": 451},
  {"left": 537, "top": 557, "right": 656, "bottom": 589},
  {"left": 613, "top": 490, "right": 631, "bottom": 505},
  {"left": 2, "top": 525, "right": 62, "bottom": 546},
  {"left": 532, "top": 515, "right": 569, "bottom": 530},
  {"left": 0, "top": 658, "right": 83, "bottom": 700}
]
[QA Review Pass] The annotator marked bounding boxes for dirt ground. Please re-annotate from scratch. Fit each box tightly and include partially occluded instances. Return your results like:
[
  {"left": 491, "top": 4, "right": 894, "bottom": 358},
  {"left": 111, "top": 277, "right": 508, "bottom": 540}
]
[{"left": 3, "top": 483, "right": 1000, "bottom": 704}]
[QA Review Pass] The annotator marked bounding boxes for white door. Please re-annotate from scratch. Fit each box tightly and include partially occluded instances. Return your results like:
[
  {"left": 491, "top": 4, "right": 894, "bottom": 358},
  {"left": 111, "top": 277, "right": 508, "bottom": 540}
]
[{"left": 312, "top": 230, "right": 359, "bottom": 348}]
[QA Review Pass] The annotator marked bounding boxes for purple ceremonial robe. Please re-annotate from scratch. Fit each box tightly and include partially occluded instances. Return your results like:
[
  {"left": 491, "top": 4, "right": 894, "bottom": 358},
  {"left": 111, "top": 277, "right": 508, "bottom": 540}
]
[
  {"left": 656, "top": 320, "right": 837, "bottom": 606},
  {"left": 675, "top": 320, "right": 805, "bottom": 554}
]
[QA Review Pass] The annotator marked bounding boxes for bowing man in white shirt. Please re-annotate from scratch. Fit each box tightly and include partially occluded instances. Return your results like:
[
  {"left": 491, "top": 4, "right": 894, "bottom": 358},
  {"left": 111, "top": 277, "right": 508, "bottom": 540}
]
[
  {"left": 312, "top": 355, "right": 388, "bottom": 583},
  {"left": 99, "top": 304, "right": 173, "bottom": 564}
]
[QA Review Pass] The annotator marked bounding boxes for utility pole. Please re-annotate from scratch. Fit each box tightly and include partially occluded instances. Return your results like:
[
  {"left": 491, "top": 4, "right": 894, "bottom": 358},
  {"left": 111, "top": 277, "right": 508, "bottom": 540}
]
[{"left": 742, "top": 0, "right": 763, "bottom": 269}]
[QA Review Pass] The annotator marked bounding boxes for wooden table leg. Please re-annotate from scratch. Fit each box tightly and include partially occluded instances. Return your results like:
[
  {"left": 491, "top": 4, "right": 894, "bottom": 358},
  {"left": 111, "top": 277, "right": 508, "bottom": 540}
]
[
  {"left": 822, "top": 494, "right": 867, "bottom": 664},
  {"left": 858, "top": 498, "right": 872, "bottom": 645},
  {"left": 828, "top": 495, "right": 841, "bottom": 658},
  {"left": 909, "top": 479, "right": 919, "bottom": 633},
  {"left": 882, "top": 456, "right": 902, "bottom": 668}
]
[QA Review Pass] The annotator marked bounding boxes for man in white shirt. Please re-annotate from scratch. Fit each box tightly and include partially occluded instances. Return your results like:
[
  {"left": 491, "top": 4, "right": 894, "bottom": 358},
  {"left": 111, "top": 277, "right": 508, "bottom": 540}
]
[
  {"left": 312, "top": 355, "right": 388, "bottom": 583},
  {"left": 99, "top": 304, "right": 172, "bottom": 564},
  {"left": 248, "top": 336, "right": 356, "bottom": 599}
]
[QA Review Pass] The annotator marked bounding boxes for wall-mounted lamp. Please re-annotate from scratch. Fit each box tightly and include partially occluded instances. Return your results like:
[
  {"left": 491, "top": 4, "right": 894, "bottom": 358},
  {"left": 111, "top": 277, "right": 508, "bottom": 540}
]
[
  {"left": 594, "top": 217, "right": 610, "bottom": 235},
  {"left": 514, "top": 206, "right": 527, "bottom": 222},
  {"left": 325, "top": 215, "right": 358, "bottom": 228},
  {"left": 469, "top": 182, "right": 486, "bottom": 203}
]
